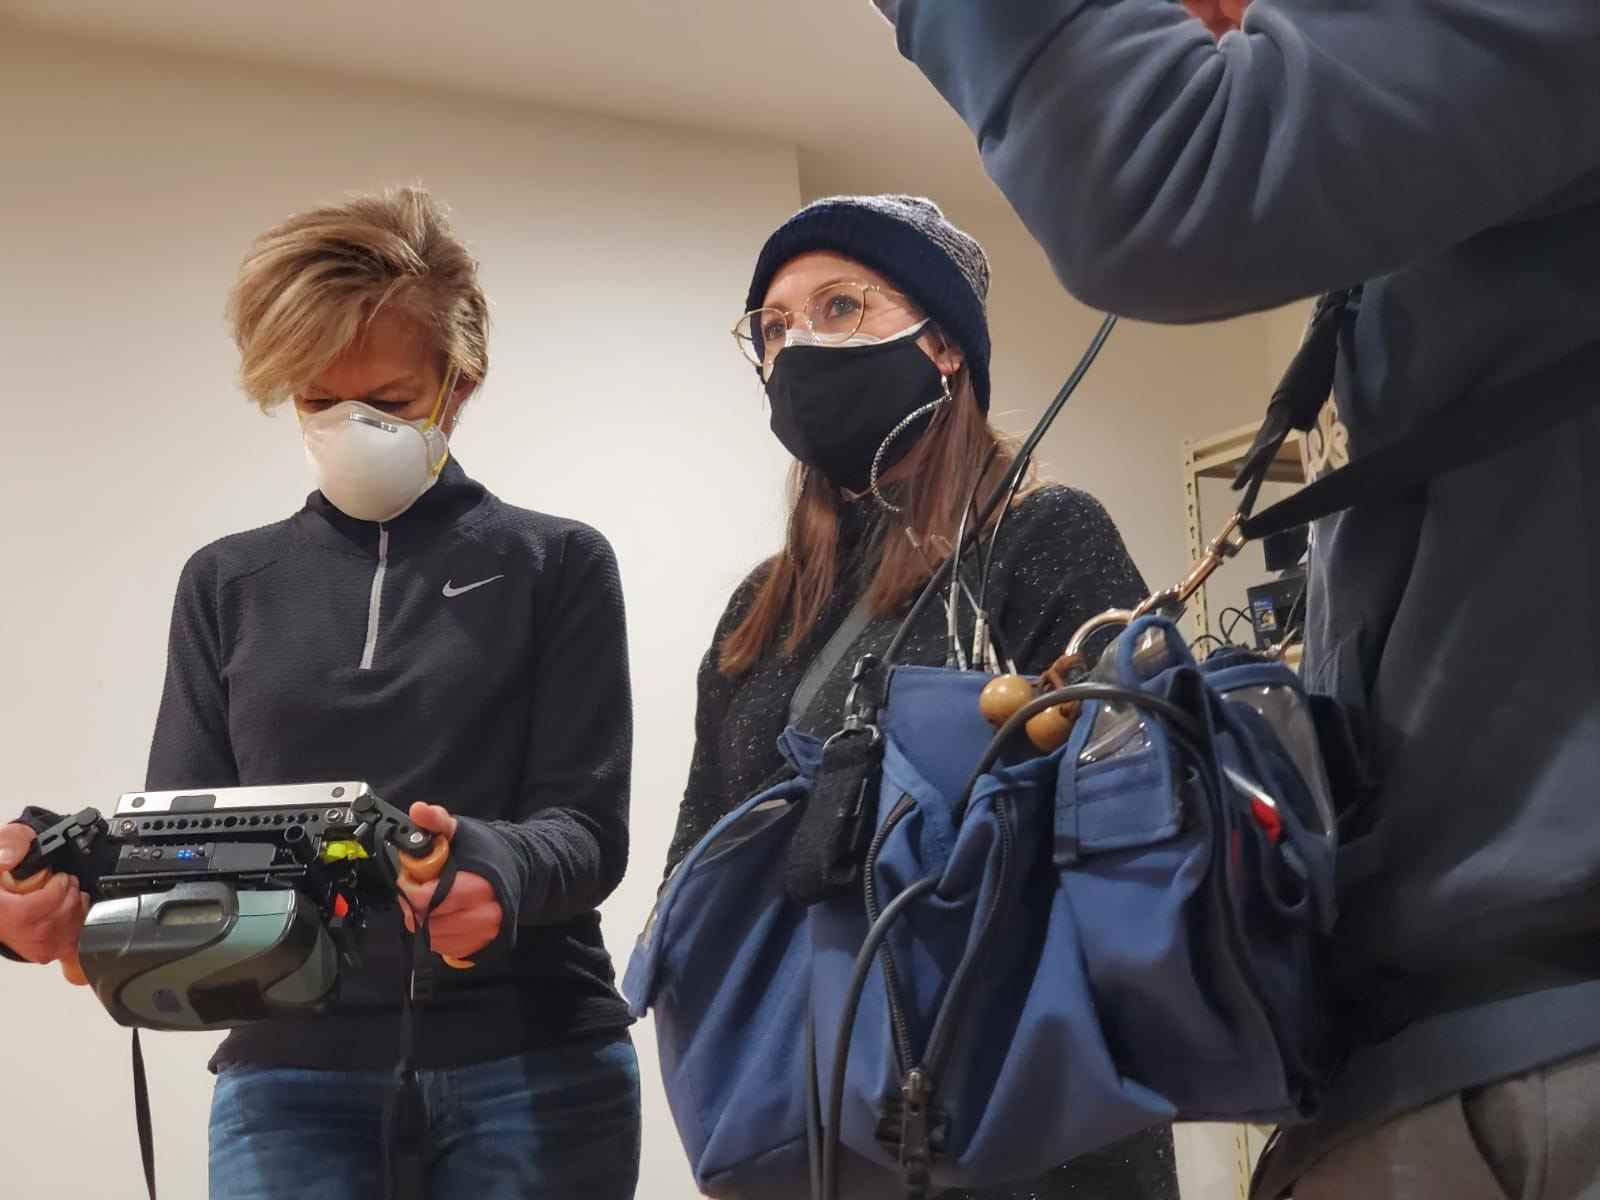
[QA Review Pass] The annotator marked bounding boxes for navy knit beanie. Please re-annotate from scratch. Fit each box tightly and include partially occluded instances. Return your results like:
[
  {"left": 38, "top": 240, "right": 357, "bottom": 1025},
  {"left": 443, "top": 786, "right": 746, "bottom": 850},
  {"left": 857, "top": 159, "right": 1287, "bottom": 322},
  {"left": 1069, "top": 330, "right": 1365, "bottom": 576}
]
[{"left": 745, "top": 195, "right": 993, "bottom": 412}]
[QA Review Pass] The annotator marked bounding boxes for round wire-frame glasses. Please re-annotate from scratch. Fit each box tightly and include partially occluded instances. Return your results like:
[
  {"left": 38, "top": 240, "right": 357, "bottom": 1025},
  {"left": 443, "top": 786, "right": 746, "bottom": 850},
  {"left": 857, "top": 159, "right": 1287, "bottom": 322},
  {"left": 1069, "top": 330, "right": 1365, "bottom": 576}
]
[{"left": 733, "top": 280, "right": 917, "bottom": 371}]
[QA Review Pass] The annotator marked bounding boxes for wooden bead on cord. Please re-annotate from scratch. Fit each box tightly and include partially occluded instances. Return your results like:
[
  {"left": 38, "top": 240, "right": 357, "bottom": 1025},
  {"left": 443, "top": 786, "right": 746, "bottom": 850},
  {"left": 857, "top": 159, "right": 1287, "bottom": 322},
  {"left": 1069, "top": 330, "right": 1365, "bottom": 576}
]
[
  {"left": 1025, "top": 702, "right": 1082, "bottom": 754},
  {"left": 979, "top": 674, "right": 1037, "bottom": 729},
  {"left": 979, "top": 649, "right": 1089, "bottom": 754}
]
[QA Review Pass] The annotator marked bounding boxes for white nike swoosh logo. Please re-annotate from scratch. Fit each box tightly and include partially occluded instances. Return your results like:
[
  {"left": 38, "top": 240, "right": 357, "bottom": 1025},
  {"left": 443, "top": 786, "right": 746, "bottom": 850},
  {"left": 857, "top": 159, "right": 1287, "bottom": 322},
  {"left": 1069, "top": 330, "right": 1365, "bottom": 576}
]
[{"left": 442, "top": 575, "right": 505, "bottom": 598}]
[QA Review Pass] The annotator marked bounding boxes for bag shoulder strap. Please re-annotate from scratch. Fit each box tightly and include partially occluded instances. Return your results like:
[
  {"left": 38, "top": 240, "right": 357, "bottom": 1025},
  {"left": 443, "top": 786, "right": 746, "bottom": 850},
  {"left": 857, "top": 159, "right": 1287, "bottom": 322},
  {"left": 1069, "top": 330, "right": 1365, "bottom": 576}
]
[
  {"left": 789, "top": 592, "right": 876, "bottom": 728},
  {"left": 1237, "top": 291, "right": 1600, "bottom": 540}
]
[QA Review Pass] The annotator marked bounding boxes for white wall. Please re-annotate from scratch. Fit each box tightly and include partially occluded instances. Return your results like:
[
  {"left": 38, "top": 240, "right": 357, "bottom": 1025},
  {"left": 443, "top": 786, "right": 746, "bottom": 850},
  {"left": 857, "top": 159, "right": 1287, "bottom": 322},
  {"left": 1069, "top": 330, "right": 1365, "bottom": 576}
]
[{"left": 0, "top": 29, "right": 795, "bottom": 1200}]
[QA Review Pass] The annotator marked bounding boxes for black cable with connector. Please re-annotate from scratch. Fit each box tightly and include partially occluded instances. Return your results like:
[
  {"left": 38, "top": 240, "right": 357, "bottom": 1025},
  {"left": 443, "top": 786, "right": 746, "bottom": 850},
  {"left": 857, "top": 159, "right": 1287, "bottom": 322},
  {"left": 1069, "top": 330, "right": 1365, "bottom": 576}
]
[{"left": 883, "top": 315, "right": 1119, "bottom": 669}]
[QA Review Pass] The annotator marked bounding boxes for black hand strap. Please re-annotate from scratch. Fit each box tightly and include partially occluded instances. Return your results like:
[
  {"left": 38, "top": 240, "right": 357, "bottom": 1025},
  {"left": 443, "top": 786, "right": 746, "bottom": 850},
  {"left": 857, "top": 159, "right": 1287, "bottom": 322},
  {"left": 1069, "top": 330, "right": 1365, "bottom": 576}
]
[
  {"left": 380, "top": 850, "right": 459, "bottom": 1200},
  {"left": 1235, "top": 291, "right": 1600, "bottom": 540},
  {"left": 1232, "top": 288, "right": 1352, "bottom": 520},
  {"left": 132, "top": 1028, "right": 156, "bottom": 1200}
]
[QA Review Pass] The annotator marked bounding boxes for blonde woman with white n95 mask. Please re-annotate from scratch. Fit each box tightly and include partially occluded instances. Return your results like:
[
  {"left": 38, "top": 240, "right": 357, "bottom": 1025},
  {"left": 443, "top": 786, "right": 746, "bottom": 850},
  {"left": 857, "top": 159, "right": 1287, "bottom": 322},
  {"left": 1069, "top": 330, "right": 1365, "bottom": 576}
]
[{"left": 0, "top": 186, "right": 641, "bottom": 1200}]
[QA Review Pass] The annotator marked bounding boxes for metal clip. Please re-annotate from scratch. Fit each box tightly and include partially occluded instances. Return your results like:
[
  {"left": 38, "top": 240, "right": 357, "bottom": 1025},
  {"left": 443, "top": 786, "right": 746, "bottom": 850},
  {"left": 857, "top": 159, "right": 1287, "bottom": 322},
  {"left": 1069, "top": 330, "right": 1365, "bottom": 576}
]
[
  {"left": 842, "top": 653, "right": 883, "bottom": 733},
  {"left": 1064, "top": 512, "right": 1248, "bottom": 661},
  {"left": 1139, "top": 511, "right": 1247, "bottom": 619},
  {"left": 1066, "top": 607, "right": 1137, "bottom": 659}
]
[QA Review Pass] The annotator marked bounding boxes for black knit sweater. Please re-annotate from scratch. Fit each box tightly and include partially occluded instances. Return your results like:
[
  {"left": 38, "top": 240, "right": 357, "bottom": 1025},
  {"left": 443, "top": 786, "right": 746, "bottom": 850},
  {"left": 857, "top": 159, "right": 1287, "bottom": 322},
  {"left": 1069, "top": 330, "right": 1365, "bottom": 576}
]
[{"left": 670, "top": 483, "right": 1179, "bottom": 1200}]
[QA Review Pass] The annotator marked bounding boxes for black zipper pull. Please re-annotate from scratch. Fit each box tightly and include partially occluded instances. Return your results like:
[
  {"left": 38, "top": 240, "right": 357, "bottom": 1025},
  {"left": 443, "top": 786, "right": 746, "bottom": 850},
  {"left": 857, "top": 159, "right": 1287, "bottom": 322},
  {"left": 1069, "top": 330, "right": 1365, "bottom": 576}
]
[{"left": 898, "top": 1067, "right": 934, "bottom": 1199}]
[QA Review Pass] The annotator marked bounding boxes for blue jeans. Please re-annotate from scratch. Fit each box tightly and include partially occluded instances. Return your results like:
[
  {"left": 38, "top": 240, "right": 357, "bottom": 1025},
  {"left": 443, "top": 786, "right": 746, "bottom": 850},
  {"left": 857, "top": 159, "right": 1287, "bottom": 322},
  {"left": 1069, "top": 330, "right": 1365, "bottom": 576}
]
[{"left": 208, "top": 1036, "right": 640, "bottom": 1200}]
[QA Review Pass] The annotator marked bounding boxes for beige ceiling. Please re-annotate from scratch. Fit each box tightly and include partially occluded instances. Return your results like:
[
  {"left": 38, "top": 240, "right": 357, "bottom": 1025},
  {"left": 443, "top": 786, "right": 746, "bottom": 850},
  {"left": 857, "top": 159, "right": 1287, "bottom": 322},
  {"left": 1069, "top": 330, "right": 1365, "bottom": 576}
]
[{"left": 0, "top": 0, "right": 992, "bottom": 196}]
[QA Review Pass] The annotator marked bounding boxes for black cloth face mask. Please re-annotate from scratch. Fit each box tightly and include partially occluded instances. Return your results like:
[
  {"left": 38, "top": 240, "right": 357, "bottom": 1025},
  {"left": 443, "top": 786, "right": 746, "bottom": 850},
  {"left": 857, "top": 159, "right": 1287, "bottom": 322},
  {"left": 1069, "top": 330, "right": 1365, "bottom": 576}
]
[{"left": 764, "top": 336, "right": 947, "bottom": 493}]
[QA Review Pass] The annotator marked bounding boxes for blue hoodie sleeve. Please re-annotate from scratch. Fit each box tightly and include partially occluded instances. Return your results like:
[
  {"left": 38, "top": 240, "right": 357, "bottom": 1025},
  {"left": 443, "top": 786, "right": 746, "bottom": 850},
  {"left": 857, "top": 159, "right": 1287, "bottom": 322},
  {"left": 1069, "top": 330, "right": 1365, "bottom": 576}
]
[{"left": 886, "top": 0, "right": 1600, "bottom": 321}]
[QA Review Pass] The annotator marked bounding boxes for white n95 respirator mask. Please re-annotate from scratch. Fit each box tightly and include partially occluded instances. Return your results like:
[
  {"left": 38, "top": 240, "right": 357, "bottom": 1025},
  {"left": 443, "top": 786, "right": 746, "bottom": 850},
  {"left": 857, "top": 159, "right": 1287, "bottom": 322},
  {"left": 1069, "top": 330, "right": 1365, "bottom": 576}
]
[{"left": 300, "top": 370, "right": 458, "bottom": 523}]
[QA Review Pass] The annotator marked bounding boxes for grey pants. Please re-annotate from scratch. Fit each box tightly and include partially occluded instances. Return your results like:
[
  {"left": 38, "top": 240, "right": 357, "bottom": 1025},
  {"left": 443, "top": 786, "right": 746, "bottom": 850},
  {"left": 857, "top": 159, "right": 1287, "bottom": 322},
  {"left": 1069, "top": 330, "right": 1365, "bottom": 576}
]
[{"left": 1293, "top": 1049, "right": 1600, "bottom": 1199}]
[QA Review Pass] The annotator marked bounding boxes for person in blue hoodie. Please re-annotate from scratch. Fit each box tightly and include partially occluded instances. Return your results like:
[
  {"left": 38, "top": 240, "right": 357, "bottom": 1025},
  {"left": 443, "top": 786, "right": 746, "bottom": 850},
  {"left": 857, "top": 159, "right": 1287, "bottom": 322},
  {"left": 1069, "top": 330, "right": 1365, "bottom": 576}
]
[{"left": 864, "top": 1, "right": 1600, "bottom": 1197}]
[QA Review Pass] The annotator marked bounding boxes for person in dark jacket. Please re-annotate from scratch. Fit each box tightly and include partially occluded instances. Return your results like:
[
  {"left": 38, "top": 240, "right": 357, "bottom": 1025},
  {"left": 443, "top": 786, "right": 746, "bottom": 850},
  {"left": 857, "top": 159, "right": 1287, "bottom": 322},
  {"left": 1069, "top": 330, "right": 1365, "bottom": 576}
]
[
  {"left": 0, "top": 186, "right": 640, "bottom": 1199},
  {"left": 667, "top": 193, "right": 1179, "bottom": 1199},
  {"left": 865, "top": 1, "right": 1600, "bottom": 1196}
]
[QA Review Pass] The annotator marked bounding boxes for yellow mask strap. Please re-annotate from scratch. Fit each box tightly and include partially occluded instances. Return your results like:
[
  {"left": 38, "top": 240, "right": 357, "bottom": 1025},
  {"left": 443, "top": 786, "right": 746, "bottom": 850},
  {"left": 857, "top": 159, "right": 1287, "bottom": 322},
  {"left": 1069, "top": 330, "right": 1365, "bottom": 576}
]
[{"left": 424, "top": 364, "right": 463, "bottom": 476}]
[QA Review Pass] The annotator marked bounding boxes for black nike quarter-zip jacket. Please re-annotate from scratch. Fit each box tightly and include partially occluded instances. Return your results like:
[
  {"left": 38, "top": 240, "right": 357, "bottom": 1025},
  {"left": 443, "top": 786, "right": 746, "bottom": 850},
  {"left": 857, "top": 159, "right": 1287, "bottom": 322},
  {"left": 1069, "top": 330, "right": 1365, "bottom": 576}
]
[{"left": 17, "top": 458, "right": 634, "bottom": 1070}]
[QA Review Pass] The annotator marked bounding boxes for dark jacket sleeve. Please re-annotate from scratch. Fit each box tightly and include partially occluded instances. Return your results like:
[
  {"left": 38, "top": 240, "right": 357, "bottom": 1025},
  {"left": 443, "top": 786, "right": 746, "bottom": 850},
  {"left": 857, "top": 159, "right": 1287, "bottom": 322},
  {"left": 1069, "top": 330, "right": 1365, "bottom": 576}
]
[
  {"left": 146, "top": 549, "right": 240, "bottom": 791},
  {"left": 990, "top": 486, "right": 1147, "bottom": 673},
  {"left": 449, "top": 525, "right": 633, "bottom": 943},
  {"left": 886, "top": 0, "right": 1600, "bottom": 321},
  {"left": 663, "top": 569, "right": 767, "bottom": 877}
]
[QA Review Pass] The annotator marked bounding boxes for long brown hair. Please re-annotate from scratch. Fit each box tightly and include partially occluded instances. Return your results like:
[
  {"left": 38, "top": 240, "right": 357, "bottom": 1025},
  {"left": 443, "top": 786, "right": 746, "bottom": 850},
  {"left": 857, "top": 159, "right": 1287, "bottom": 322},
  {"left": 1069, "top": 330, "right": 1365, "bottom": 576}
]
[{"left": 719, "top": 369, "right": 1021, "bottom": 675}]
